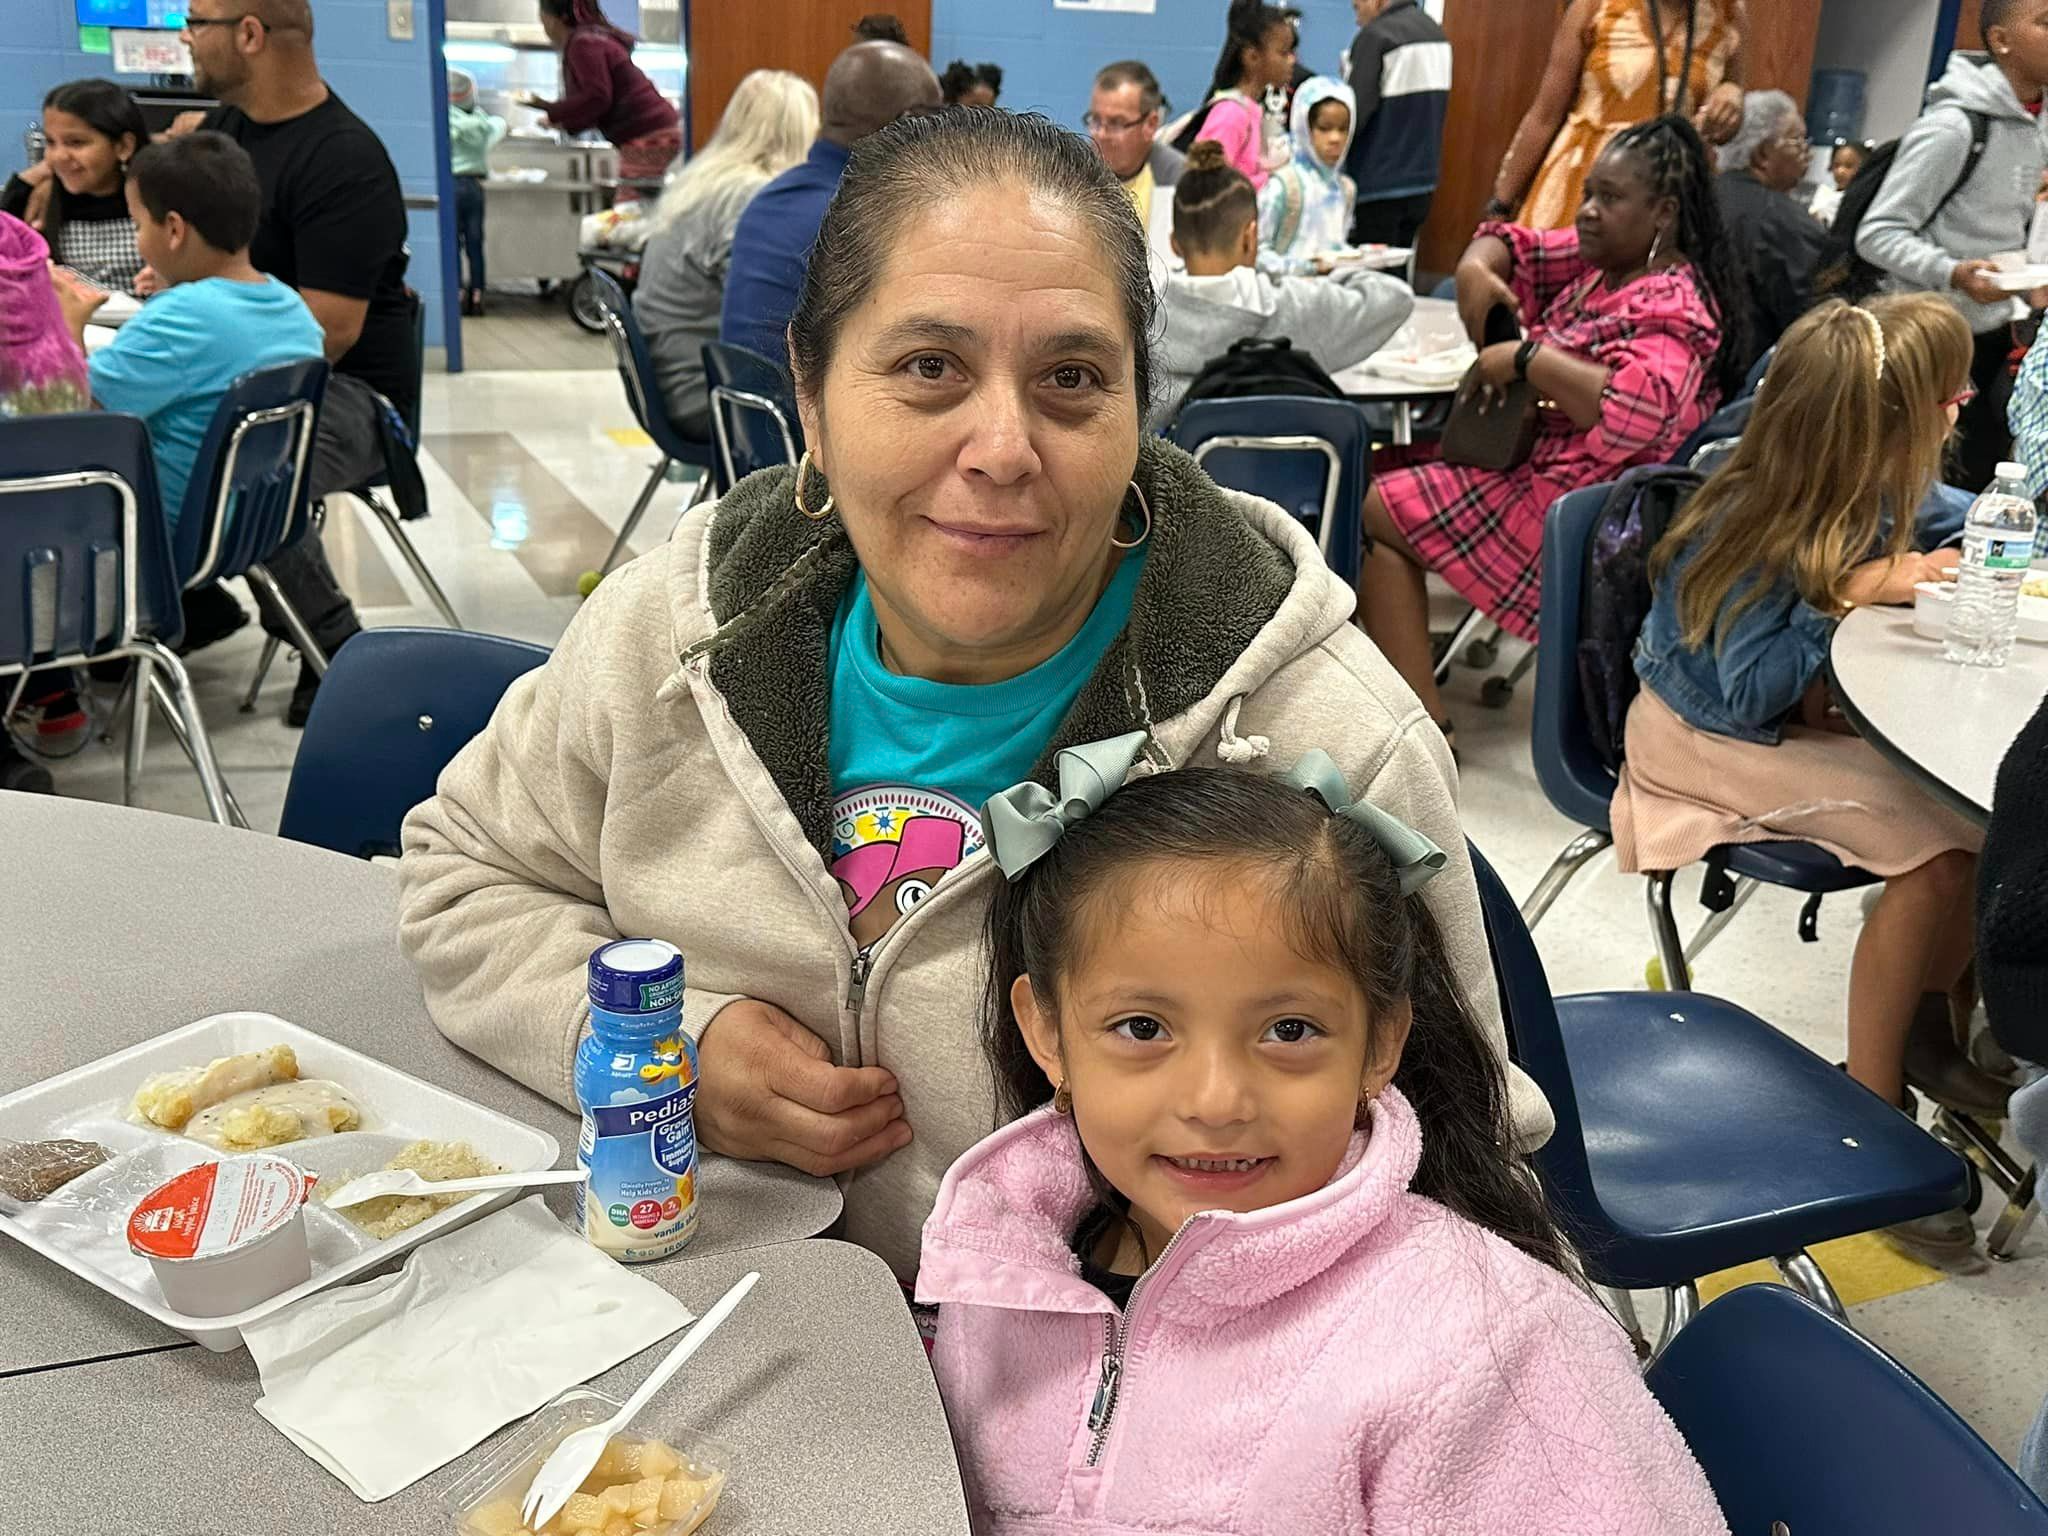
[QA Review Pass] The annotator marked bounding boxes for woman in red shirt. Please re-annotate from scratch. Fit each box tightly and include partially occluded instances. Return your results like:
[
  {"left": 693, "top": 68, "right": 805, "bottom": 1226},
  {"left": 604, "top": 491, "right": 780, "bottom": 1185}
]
[{"left": 525, "top": 0, "right": 681, "bottom": 190}]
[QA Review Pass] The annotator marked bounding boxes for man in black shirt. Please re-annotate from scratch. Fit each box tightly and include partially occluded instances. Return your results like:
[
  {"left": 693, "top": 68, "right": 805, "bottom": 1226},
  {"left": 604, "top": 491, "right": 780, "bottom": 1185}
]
[{"left": 177, "top": 0, "right": 416, "bottom": 722}]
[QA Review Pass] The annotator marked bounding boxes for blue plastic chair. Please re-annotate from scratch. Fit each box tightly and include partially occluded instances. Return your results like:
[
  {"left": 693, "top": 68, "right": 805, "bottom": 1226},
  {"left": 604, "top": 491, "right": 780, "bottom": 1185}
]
[
  {"left": 278, "top": 626, "right": 550, "bottom": 858},
  {"left": 1648, "top": 1286, "right": 2048, "bottom": 1532},
  {"left": 589, "top": 268, "right": 717, "bottom": 575},
  {"left": 1470, "top": 843, "right": 1969, "bottom": 1351},
  {"left": 1166, "top": 396, "right": 1369, "bottom": 587},
  {"left": 701, "top": 341, "right": 803, "bottom": 496},
  {"left": 1524, "top": 482, "right": 1880, "bottom": 989},
  {"left": 1672, "top": 392, "right": 1754, "bottom": 473},
  {"left": 0, "top": 412, "right": 235, "bottom": 824}
]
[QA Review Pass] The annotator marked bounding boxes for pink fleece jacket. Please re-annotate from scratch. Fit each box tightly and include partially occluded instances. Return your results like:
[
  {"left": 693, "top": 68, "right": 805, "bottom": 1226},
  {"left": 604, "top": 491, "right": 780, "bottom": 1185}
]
[
  {"left": 1194, "top": 92, "right": 1273, "bottom": 189},
  {"left": 916, "top": 1088, "right": 1729, "bottom": 1536}
]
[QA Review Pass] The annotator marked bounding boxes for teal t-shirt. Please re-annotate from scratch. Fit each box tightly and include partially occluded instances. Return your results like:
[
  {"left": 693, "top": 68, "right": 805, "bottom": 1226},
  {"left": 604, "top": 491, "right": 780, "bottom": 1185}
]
[{"left": 826, "top": 548, "right": 1146, "bottom": 949}]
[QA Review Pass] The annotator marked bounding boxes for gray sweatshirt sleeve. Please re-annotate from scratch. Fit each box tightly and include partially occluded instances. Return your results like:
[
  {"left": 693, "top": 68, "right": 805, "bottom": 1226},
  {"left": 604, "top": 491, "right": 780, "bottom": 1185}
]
[
  {"left": 1856, "top": 107, "right": 1973, "bottom": 295},
  {"left": 1281, "top": 265, "right": 1416, "bottom": 374}
]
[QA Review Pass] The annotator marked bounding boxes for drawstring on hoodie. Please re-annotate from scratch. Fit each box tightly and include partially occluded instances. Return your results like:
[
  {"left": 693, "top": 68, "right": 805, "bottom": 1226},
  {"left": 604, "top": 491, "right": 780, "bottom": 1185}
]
[{"left": 1217, "top": 696, "right": 1270, "bottom": 764}]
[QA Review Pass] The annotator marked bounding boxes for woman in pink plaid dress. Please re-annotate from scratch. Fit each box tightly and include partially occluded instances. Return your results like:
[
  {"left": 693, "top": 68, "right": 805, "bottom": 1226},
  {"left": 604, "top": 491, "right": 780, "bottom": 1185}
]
[{"left": 1357, "top": 115, "right": 1747, "bottom": 737}]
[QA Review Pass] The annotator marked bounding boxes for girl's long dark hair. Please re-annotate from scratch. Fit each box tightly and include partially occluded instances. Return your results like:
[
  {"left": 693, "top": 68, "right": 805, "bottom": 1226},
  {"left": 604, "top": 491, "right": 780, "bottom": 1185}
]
[
  {"left": 38, "top": 80, "right": 147, "bottom": 257},
  {"left": 1608, "top": 113, "right": 1750, "bottom": 403},
  {"left": 981, "top": 764, "right": 1577, "bottom": 1278},
  {"left": 1205, "top": 0, "right": 1294, "bottom": 100}
]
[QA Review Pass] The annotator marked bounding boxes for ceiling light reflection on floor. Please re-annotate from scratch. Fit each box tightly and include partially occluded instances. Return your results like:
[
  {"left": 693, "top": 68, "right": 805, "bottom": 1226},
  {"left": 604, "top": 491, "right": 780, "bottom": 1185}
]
[{"left": 490, "top": 498, "right": 530, "bottom": 551}]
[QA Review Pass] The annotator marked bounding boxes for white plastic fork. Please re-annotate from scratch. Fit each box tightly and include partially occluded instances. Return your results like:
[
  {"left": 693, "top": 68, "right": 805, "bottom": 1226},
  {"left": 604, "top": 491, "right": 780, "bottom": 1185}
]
[
  {"left": 323, "top": 1166, "right": 588, "bottom": 1210},
  {"left": 521, "top": 1270, "right": 759, "bottom": 1531}
]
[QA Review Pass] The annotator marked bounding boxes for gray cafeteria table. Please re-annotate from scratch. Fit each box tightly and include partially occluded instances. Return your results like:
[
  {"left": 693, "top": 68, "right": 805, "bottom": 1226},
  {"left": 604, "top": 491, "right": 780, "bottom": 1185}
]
[
  {"left": 1332, "top": 295, "right": 1464, "bottom": 446},
  {"left": 0, "top": 1239, "right": 972, "bottom": 1536},
  {"left": 0, "top": 792, "right": 842, "bottom": 1375},
  {"left": 1827, "top": 605, "right": 2048, "bottom": 825}
]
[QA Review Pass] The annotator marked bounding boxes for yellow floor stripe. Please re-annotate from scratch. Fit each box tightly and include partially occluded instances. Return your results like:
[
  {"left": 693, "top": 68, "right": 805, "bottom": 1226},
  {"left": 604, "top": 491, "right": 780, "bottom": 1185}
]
[
  {"left": 1696, "top": 1230, "right": 1949, "bottom": 1308},
  {"left": 605, "top": 427, "right": 653, "bottom": 449}
]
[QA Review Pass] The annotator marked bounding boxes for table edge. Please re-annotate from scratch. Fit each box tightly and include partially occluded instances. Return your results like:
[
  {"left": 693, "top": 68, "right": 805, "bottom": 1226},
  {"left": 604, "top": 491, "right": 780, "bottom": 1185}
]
[{"left": 1826, "top": 612, "right": 1992, "bottom": 829}]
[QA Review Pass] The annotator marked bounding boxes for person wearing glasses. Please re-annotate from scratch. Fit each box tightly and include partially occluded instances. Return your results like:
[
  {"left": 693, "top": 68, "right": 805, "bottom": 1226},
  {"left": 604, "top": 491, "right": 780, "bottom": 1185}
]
[
  {"left": 1087, "top": 61, "right": 1183, "bottom": 275},
  {"left": 1713, "top": 90, "right": 1825, "bottom": 381},
  {"left": 170, "top": 0, "right": 410, "bottom": 723}
]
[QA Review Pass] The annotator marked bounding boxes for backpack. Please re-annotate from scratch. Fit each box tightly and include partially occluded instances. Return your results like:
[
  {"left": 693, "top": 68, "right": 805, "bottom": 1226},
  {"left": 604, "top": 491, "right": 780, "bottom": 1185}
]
[
  {"left": 1815, "top": 107, "right": 1991, "bottom": 303},
  {"left": 1576, "top": 466, "right": 1705, "bottom": 771},
  {"left": 1172, "top": 337, "right": 1347, "bottom": 425}
]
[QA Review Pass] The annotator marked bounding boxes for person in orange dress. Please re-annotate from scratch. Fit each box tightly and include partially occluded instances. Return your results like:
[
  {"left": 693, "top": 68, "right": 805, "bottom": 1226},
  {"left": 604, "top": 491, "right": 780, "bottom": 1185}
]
[{"left": 1490, "top": 0, "right": 1747, "bottom": 229}]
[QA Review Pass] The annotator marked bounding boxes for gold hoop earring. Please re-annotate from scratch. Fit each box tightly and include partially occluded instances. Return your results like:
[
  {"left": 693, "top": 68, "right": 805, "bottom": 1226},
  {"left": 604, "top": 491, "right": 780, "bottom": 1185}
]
[
  {"left": 1052, "top": 1080, "right": 1073, "bottom": 1116},
  {"left": 793, "top": 448, "right": 835, "bottom": 521},
  {"left": 1110, "top": 480, "right": 1151, "bottom": 550}
]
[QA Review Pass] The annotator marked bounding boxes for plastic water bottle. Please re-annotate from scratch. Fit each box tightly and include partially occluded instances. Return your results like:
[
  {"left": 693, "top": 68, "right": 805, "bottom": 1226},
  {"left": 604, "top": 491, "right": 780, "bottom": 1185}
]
[{"left": 1944, "top": 462, "right": 2037, "bottom": 668}]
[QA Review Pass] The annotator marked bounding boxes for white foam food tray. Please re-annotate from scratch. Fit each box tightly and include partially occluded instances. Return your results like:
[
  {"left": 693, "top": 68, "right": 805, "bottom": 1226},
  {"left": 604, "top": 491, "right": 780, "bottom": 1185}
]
[{"left": 0, "top": 1011, "right": 558, "bottom": 1351}]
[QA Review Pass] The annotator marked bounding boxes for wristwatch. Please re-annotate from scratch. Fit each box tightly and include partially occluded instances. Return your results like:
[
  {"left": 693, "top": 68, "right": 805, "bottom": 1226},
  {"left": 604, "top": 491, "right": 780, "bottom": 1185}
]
[{"left": 1513, "top": 339, "right": 1542, "bottom": 382}]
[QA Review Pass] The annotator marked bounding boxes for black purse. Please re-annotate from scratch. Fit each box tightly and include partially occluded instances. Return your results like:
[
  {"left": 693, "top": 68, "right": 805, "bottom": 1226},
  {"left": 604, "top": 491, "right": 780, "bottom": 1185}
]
[{"left": 1440, "top": 304, "right": 1540, "bottom": 473}]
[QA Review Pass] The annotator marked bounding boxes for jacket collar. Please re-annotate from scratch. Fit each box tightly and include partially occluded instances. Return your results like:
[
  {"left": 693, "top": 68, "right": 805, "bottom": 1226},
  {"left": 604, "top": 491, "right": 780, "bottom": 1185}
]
[
  {"left": 668, "top": 435, "right": 1302, "bottom": 864},
  {"left": 915, "top": 1087, "right": 1424, "bottom": 1327}
]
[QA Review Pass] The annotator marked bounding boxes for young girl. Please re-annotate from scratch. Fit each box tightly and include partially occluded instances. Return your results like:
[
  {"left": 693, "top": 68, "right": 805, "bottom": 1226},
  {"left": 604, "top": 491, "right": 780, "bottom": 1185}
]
[
  {"left": 1153, "top": 140, "right": 1411, "bottom": 427},
  {"left": 1809, "top": 137, "right": 1870, "bottom": 224},
  {"left": 1257, "top": 76, "right": 1357, "bottom": 273},
  {"left": 1617, "top": 295, "right": 2002, "bottom": 1252},
  {"left": 1186, "top": 0, "right": 1297, "bottom": 189},
  {"left": 918, "top": 740, "right": 1728, "bottom": 1534},
  {"left": 1, "top": 80, "right": 147, "bottom": 296}
]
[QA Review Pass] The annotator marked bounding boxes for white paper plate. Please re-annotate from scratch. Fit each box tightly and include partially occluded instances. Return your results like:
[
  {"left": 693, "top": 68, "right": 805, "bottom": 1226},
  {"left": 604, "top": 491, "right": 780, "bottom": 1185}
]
[
  {"left": 92, "top": 291, "right": 141, "bottom": 326},
  {"left": 1320, "top": 245, "right": 1412, "bottom": 273},
  {"left": 0, "top": 1012, "right": 557, "bottom": 1351}
]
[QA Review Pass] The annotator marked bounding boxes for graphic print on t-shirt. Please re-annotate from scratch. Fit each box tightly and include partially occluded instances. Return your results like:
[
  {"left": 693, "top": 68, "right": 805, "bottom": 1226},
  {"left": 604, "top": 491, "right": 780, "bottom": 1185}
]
[{"left": 831, "top": 786, "right": 985, "bottom": 950}]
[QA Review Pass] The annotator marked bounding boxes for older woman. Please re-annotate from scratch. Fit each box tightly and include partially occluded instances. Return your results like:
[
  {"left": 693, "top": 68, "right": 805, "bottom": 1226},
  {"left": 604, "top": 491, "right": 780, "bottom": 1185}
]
[
  {"left": 397, "top": 108, "right": 1548, "bottom": 1282},
  {"left": 1357, "top": 115, "right": 1746, "bottom": 738},
  {"left": 1714, "top": 90, "right": 1824, "bottom": 380}
]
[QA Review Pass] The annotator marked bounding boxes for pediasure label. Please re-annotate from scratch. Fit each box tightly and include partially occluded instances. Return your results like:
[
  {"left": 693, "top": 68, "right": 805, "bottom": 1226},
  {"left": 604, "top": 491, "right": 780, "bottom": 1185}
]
[
  {"left": 127, "top": 1156, "right": 314, "bottom": 1261},
  {"left": 580, "top": 1080, "right": 699, "bottom": 1249}
]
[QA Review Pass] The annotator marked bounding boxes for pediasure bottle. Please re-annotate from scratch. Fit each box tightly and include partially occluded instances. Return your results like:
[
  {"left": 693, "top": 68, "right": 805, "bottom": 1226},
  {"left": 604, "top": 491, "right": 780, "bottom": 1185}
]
[{"left": 575, "top": 939, "right": 700, "bottom": 1262}]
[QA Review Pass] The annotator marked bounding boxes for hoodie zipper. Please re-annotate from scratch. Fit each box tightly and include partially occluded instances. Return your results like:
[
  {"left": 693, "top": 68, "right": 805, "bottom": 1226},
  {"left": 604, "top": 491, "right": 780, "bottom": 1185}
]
[{"left": 1082, "top": 1218, "right": 1194, "bottom": 1467}]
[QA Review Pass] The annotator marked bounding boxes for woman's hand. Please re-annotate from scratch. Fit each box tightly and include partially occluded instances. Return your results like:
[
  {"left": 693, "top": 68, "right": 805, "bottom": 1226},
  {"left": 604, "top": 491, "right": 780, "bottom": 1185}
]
[
  {"left": 1473, "top": 341, "right": 1521, "bottom": 412},
  {"left": 516, "top": 92, "right": 549, "bottom": 112},
  {"left": 1952, "top": 259, "right": 2010, "bottom": 307},
  {"left": 693, "top": 998, "right": 913, "bottom": 1177},
  {"left": 1695, "top": 82, "right": 1745, "bottom": 145}
]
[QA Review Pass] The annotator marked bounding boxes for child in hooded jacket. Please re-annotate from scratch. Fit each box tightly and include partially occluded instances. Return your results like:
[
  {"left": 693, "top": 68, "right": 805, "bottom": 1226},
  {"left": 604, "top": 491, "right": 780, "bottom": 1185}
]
[
  {"left": 1257, "top": 76, "right": 1358, "bottom": 274},
  {"left": 917, "top": 739, "right": 1729, "bottom": 1536}
]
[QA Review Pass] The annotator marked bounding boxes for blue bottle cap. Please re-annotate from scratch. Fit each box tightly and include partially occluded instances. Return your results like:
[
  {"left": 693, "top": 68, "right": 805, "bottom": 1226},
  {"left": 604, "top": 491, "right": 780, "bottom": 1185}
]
[{"left": 587, "top": 938, "right": 684, "bottom": 1013}]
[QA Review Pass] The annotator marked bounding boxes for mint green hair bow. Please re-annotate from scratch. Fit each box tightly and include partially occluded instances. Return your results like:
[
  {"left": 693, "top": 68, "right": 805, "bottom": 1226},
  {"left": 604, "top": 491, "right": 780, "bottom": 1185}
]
[
  {"left": 984, "top": 732, "right": 1151, "bottom": 882},
  {"left": 1281, "top": 749, "right": 1448, "bottom": 896},
  {"left": 982, "top": 734, "right": 1448, "bottom": 896}
]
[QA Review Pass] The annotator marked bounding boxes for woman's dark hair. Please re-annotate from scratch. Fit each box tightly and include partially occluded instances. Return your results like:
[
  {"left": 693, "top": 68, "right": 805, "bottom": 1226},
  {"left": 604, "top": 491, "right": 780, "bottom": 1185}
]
[
  {"left": 940, "top": 60, "right": 1003, "bottom": 105},
  {"left": 789, "top": 107, "right": 1155, "bottom": 423},
  {"left": 852, "top": 12, "right": 910, "bottom": 44},
  {"left": 1172, "top": 139, "right": 1257, "bottom": 255},
  {"left": 1205, "top": 0, "right": 1296, "bottom": 99},
  {"left": 38, "top": 80, "right": 147, "bottom": 256},
  {"left": 538, "top": 0, "right": 634, "bottom": 46},
  {"left": 1606, "top": 113, "right": 1750, "bottom": 402},
  {"left": 980, "top": 764, "right": 1578, "bottom": 1278}
]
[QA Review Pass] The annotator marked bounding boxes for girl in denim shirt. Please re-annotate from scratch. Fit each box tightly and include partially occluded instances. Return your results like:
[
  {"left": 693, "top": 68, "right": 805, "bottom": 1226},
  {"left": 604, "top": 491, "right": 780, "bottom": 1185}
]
[{"left": 1615, "top": 296, "right": 2001, "bottom": 1254}]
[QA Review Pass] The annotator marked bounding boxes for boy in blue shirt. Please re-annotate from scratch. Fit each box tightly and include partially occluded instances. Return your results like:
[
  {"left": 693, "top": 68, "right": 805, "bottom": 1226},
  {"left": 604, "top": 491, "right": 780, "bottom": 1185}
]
[{"left": 51, "top": 131, "right": 325, "bottom": 536}]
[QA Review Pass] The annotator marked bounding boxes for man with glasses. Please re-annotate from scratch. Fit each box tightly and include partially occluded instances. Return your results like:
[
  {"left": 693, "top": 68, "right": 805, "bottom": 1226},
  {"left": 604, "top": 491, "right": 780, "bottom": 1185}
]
[
  {"left": 1086, "top": 61, "right": 1183, "bottom": 232},
  {"left": 171, "top": 0, "right": 410, "bottom": 723},
  {"left": 1714, "top": 90, "right": 1826, "bottom": 382}
]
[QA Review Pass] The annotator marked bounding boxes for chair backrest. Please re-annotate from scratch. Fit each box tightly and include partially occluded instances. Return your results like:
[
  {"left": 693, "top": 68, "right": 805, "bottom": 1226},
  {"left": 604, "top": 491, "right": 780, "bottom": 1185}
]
[
  {"left": 0, "top": 412, "right": 182, "bottom": 670},
  {"left": 278, "top": 626, "right": 551, "bottom": 858},
  {"left": 1466, "top": 843, "right": 1603, "bottom": 1235},
  {"left": 1687, "top": 435, "right": 1740, "bottom": 475},
  {"left": 1671, "top": 392, "right": 1753, "bottom": 470},
  {"left": 1166, "top": 396, "right": 1370, "bottom": 587},
  {"left": 175, "top": 358, "right": 330, "bottom": 589},
  {"left": 701, "top": 341, "right": 802, "bottom": 495},
  {"left": 1531, "top": 483, "right": 1621, "bottom": 831},
  {"left": 587, "top": 267, "right": 706, "bottom": 464},
  {"left": 1647, "top": 1285, "right": 2048, "bottom": 1533}
]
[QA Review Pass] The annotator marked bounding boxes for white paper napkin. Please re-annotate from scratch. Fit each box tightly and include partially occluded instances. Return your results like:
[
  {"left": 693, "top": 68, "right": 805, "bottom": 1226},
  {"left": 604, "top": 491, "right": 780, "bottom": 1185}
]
[{"left": 244, "top": 1196, "right": 693, "bottom": 1502}]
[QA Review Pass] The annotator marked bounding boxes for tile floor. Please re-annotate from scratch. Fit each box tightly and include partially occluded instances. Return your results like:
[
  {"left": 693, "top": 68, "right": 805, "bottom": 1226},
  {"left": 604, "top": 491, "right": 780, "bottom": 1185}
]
[{"left": 23, "top": 365, "right": 2046, "bottom": 1468}]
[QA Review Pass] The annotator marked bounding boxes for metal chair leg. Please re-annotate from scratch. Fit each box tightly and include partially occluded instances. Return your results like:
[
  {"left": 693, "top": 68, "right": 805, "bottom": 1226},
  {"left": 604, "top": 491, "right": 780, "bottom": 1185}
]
[
  {"left": 365, "top": 491, "right": 462, "bottom": 628},
  {"left": 1648, "top": 1281, "right": 1700, "bottom": 1362},
  {"left": 1433, "top": 606, "right": 1489, "bottom": 687},
  {"left": 135, "top": 640, "right": 237, "bottom": 827},
  {"left": 1645, "top": 872, "right": 1691, "bottom": 990},
  {"left": 1934, "top": 1106, "right": 2038, "bottom": 1261},
  {"left": 1520, "top": 829, "right": 1613, "bottom": 929},
  {"left": 123, "top": 656, "right": 151, "bottom": 806},
  {"left": 1774, "top": 1250, "right": 1847, "bottom": 1321},
  {"left": 243, "top": 564, "right": 330, "bottom": 678},
  {"left": 1680, "top": 875, "right": 1760, "bottom": 971},
  {"left": 600, "top": 457, "right": 671, "bottom": 576},
  {"left": 1603, "top": 1286, "right": 1646, "bottom": 1351},
  {"left": 663, "top": 466, "right": 714, "bottom": 544},
  {"left": 1988, "top": 1174, "right": 2039, "bottom": 1261},
  {"left": 240, "top": 635, "right": 282, "bottom": 713}
]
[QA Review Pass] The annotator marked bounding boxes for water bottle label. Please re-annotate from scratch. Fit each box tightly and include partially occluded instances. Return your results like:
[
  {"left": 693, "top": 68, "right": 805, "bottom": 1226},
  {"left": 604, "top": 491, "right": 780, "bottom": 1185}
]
[{"left": 1984, "top": 536, "right": 2034, "bottom": 571}]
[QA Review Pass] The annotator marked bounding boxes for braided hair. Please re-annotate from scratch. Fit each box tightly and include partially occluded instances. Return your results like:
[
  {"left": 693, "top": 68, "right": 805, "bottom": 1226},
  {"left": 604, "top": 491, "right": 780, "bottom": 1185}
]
[{"left": 1608, "top": 113, "right": 1750, "bottom": 403}]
